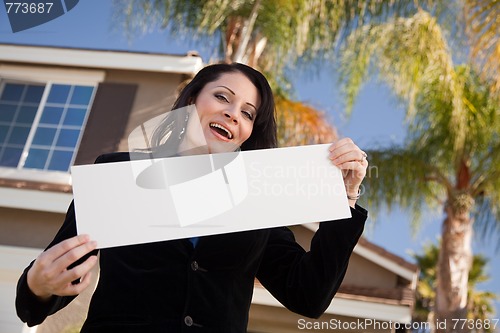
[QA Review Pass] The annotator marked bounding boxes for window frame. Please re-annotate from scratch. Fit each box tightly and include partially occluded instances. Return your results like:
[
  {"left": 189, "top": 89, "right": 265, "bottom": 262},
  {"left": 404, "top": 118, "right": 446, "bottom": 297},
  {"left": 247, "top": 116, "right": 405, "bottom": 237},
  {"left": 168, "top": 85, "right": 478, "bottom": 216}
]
[{"left": 0, "top": 65, "right": 104, "bottom": 184}]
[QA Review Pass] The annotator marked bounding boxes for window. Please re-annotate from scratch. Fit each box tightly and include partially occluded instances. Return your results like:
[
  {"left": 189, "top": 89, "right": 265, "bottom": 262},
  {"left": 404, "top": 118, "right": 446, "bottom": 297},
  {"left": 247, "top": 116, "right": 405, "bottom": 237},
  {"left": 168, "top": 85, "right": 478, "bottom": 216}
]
[{"left": 0, "top": 81, "right": 95, "bottom": 174}]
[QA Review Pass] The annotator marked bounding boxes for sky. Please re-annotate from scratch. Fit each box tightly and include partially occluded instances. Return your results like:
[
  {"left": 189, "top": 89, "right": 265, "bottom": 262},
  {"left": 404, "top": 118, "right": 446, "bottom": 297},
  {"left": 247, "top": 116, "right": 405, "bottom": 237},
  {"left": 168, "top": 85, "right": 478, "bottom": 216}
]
[{"left": 1, "top": 0, "right": 499, "bottom": 316}]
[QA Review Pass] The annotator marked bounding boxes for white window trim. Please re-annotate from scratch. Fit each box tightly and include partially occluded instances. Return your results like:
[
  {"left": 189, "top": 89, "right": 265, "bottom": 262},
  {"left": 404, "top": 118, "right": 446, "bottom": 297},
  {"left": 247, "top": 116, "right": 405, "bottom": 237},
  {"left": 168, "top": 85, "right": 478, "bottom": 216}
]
[
  {"left": 0, "top": 186, "right": 72, "bottom": 213},
  {"left": 0, "top": 64, "right": 105, "bottom": 84},
  {"left": 0, "top": 65, "right": 105, "bottom": 185}
]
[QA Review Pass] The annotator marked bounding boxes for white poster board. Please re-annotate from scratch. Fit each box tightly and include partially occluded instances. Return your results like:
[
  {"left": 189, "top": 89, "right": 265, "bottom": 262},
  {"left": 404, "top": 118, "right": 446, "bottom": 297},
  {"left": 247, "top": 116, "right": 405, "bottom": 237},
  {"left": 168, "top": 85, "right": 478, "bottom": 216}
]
[{"left": 71, "top": 144, "right": 351, "bottom": 249}]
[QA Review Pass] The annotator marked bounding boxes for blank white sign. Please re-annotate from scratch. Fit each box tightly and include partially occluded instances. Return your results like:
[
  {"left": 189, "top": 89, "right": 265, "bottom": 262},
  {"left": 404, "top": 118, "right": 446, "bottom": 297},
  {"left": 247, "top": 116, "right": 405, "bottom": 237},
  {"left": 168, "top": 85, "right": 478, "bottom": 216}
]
[{"left": 71, "top": 144, "right": 351, "bottom": 249}]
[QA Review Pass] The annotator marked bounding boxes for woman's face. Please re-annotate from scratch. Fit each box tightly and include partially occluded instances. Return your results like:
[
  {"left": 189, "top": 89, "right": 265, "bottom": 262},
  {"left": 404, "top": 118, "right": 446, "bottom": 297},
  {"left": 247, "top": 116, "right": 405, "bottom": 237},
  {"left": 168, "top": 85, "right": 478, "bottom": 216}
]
[{"left": 192, "top": 72, "right": 260, "bottom": 153}]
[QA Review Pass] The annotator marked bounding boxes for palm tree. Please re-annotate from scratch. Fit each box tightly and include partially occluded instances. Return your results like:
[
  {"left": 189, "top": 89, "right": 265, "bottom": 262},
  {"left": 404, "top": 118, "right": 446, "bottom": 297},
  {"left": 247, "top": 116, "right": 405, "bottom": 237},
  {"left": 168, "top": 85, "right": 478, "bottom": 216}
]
[
  {"left": 412, "top": 242, "right": 497, "bottom": 333},
  {"left": 112, "top": 0, "right": 433, "bottom": 75},
  {"left": 113, "top": 1, "right": 500, "bottom": 87},
  {"left": 112, "top": 1, "right": 498, "bottom": 148},
  {"left": 338, "top": 10, "right": 500, "bottom": 331}
]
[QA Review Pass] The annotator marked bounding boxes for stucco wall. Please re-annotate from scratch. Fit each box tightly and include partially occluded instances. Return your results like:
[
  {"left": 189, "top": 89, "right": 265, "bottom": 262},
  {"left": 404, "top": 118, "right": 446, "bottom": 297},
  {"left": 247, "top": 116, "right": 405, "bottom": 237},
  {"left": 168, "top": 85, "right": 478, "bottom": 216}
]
[
  {"left": 104, "top": 69, "right": 185, "bottom": 152},
  {"left": 344, "top": 253, "right": 398, "bottom": 289},
  {"left": 0, "top": 207, "right": 65, "bottom": 249}
]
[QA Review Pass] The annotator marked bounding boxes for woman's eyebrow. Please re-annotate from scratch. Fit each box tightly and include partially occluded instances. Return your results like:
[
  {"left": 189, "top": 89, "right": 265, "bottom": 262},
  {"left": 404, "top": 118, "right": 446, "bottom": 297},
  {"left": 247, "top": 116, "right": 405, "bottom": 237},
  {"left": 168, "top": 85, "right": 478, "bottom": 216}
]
[{"left": 217, "top": 85, "right": 257, "bottom": 111}]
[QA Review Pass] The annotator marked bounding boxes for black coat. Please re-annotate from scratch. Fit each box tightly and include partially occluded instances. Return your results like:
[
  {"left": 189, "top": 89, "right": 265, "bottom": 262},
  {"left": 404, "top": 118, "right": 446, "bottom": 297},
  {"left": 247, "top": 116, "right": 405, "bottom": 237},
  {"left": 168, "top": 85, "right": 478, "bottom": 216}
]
[{"left": 16, "top": 152, "right": 367, "bottom": 332}]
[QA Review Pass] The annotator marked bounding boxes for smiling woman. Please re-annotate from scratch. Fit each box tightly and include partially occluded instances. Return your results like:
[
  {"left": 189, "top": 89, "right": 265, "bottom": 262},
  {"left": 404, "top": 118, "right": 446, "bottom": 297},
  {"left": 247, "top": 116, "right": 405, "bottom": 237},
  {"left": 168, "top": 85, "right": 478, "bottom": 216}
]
[
  {"left": 151, "top": 63, "right": 277, "bottom": 155},
  {"left": 181, "top": 71, "right": 261, "bottom": 153},
  {"left": 15, "top": 63, "right": 369, "bottom": 333}
]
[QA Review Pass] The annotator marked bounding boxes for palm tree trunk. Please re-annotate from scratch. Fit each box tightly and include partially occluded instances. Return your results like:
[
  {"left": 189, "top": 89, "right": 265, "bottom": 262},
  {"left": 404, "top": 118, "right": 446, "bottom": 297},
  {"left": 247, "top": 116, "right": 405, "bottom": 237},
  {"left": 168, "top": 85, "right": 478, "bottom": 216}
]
[
  {"left": 224, "top": 16, "right": 241, "bottom": 63},
  {"left": 232, "top": 0, "right": 261, "bottom": 63},
  {"left": 246, "top": 34, "right": 267, "bottom": 68},
  {"left": 436, "top": 194, "right": 474, "bottom": 333}
]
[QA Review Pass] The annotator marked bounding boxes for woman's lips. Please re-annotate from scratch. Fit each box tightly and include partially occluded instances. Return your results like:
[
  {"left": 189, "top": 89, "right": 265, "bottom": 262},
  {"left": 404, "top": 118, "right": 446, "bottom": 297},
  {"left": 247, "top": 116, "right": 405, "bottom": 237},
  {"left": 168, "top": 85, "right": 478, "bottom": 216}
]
[
  {"left": 209, "top": 126, "right": 232, "bottom": 141},
  {"left": 209, "top": 122, "right": 233, "bottom": 141}
]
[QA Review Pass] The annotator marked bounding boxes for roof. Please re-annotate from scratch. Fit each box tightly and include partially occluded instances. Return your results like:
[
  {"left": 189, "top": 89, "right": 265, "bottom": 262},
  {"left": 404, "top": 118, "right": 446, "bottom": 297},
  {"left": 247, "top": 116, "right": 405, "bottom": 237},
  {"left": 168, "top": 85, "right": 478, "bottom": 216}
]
[
  {"left": 337, "top": 284, "right": 415, "bottom": 306},
  {"left": 357, "top": 237, "right": 419, "bottom": 272},
  {"left": 301, "top": 223, "right": 419, "bottom": 283},
  {"left": 0, "top": 43, "right": 204, "bottom": 74}
]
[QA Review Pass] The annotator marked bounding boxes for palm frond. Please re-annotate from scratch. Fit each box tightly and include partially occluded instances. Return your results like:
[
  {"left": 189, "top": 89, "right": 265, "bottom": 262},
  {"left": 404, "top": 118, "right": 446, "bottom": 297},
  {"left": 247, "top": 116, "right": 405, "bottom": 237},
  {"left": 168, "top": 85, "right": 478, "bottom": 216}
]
[
  {"left": 112, "top": 0, "right": 451, "bottom": 81},
  {"left": 465, "top": 0, "right": 500, "bottom": 93},
  {"left": 339, "top": 10, "right": 468, "bottom": 153},
  {"left": 363, "top": 146, "right": 448, "bottom": 228}
]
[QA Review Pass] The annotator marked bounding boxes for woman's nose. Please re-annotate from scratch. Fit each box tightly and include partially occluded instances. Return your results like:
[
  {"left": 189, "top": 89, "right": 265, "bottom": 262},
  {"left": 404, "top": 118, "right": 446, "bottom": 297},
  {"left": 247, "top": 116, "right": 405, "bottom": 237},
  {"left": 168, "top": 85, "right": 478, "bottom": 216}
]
[{"left": 224, "top": 108, "right": 239, "bottom": 124}]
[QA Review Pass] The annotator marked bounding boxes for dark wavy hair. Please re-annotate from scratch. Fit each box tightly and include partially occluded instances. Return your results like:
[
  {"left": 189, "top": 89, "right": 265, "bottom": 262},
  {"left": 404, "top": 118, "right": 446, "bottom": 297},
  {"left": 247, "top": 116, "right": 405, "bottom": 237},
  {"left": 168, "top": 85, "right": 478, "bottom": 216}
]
[{"left": 151, "top": 63, "right": 277, "bottom": 152}]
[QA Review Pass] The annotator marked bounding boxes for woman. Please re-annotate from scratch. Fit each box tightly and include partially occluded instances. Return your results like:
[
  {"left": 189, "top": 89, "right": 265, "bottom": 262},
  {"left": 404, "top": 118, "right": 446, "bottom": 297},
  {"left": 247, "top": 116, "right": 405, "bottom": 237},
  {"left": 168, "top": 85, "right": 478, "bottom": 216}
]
[{"left": 16, "top": 63, "right": 368, "bottom": 332}]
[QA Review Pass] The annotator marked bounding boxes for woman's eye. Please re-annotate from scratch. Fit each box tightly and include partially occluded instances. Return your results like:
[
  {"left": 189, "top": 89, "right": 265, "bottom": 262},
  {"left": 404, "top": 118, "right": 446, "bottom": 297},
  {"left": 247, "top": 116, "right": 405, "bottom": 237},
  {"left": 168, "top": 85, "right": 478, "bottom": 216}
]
[
  {"left": 215, "top": 94, "right": 229, "bottom": 102},
  {"left": 242, "top": 111, "right": 254, "bottom": 120}
]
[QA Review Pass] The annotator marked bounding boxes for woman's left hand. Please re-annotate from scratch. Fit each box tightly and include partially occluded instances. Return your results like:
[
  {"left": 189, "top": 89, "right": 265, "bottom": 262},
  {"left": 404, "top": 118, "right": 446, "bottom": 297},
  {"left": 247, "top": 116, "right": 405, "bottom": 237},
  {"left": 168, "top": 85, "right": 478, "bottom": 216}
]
[{"left": 328, "top": 138, "right": 368, "bottom": 207}]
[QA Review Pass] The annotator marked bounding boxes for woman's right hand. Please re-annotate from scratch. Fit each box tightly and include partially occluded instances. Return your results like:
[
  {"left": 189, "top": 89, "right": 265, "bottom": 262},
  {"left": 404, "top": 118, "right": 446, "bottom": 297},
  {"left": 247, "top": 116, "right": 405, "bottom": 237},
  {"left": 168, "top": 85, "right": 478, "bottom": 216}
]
[{"left": 27, "top": 234, "right": 98, "bottom": 301}]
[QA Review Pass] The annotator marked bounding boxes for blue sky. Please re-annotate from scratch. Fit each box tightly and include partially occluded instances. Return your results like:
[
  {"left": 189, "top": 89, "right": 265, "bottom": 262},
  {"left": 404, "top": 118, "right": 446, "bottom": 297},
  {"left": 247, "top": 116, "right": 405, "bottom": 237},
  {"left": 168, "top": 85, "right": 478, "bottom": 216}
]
[{"left": 1, "top": 0, "right": 498, "bottom": 314}]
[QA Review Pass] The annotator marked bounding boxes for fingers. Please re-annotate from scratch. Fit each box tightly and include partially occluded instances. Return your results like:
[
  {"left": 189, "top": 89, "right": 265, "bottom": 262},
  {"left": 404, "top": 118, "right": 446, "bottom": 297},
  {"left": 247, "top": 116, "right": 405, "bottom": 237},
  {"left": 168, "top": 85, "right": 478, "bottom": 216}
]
[
  {"left": 57, "top": 256, "right": 98, "bottom": 296},
  {"left": 40, "top": 234, "right": 94, "bottom": 263},
  {"left": 328, "top": 138, "right": 367, "bottom": 164},
  {"left": 329, "top": 137, "right": 355, "bottom": 152},
  {"left": 27, "top": 235, "right": 98, "bottom": 298},
  {"left": 51, "top": 255, "right": 98, "bottom": 294},
  {"left": 30, "top": 253, "right": 98, "bottom": 298},
  {"left": 328, "top": 138, "right": 368, "bottom": 189},
  {"left": 336, "top": 161, "right": 367, "bottom": 174},
  {"left": 51, "top": 237, "right": 98, "bottom": 273}
]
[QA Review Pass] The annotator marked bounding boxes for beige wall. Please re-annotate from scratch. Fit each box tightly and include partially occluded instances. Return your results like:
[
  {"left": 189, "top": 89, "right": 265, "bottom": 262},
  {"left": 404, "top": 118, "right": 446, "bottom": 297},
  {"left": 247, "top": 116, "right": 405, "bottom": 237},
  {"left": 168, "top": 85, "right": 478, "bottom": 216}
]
[
  {"left": 290, "top": 225, "right": 314, "bottom": 251},
  {"left": 0, "top": 207, "right": 65, "bottom": 249},
  {"left": 104, "top": 69, "right": 185, "bottom": 152},
  {"left": 344, "top": 254, "right": 398, "bottom": 289}
]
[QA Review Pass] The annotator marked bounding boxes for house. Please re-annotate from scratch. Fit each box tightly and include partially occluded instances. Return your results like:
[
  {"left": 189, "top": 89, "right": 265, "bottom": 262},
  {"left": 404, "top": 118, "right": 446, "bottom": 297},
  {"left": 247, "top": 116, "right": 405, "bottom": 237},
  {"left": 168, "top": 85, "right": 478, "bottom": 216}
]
[
  {"left": 0, "top": 43, "right": 418, "bottom": 333},
  {"left": 0, "top": 43, "right": 202, "bottom": 333}
]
